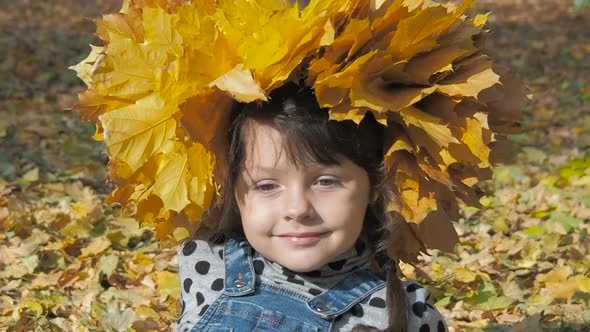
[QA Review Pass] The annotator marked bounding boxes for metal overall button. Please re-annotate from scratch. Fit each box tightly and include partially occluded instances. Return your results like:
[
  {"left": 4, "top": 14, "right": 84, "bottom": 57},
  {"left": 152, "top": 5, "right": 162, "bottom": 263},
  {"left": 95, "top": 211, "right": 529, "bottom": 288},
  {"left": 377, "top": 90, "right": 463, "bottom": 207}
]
[
  {"left": 234, "top": 272, "right": 248, "bottom": 288},
  {"left": 314, "top": 302, "right": 333, "bottom": 313}
]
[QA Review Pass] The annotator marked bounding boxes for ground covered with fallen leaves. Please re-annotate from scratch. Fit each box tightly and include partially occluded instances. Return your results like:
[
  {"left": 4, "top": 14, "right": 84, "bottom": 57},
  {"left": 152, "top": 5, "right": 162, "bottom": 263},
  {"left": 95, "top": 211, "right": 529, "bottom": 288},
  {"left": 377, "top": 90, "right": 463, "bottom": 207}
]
[{"left": 0, "top": 1, "right": 589, "bottom": 331}]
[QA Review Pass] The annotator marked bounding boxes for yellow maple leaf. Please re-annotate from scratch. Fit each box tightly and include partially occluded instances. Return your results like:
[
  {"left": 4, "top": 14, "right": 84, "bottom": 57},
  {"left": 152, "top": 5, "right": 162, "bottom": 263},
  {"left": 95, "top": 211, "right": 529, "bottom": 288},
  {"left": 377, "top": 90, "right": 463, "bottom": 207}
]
[
  {"left": 80, "top": 237, "right": 112, "bottom": 258},
  {"left": 69, "top": 45, "right": 105, "bottom": 87},
  {"left": 75, "top": 90, "right": 131, "bottom": 122},
  {"left": 210, "top": 64, "right": 268, "bottom": 102},
  {"left": 143, "top": 7, "right": 184, "bottom": 58},
  {"left": 436, "top": 58, "right": 500, "bottom": 98},
  {"left": 400, "top": 106, "right": 460, "bottom": 147},
  {"left": 388, "top": 5, "right": 456, "bottom": 60},
  {"left": 152, "top": 153, "right": 192, "bottom": 213},
  {"left": 315, "top": 51, "right": 377, "bottom": 108},
  {"left": 100, "top": 94, "right": 176, "bottom": 172},
  {"left": 150, "top": 143, "right": 215, "bottom": 213},
  {"left": 97, "top": 7, "right": 144, "bottom": 42},
  {"left": 94, "top": 40, "right": 157, "bottom": 99},
  {"left": 535, "top": 267, "right": 580, "bottom": 300},
  {"left": 187, "top": 143, "right": 215, "bottom": 207},
  {"left": 461, "top": 114, "right": 492, "bottom": 167},
  {"left": 155, "top": 270, "right": 179, "bottom": 297},
  {"left": 401, "top": 46, "right": 472, "bottom": 85}
]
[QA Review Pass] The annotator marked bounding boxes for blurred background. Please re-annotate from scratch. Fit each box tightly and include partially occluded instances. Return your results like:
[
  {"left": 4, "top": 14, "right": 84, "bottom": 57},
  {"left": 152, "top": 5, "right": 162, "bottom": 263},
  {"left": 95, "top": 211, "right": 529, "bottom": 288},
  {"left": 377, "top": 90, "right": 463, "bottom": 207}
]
[{"left": 0, "top": 0, "right": 588, "bottom": 331}]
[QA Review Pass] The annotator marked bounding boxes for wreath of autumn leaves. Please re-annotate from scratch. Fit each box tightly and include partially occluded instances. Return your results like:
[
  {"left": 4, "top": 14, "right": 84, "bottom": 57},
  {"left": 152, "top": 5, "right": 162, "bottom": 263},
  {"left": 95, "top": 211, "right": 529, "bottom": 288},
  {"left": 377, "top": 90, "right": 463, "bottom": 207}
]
[{"left": 72, "top": 0, "right": 525, "bottom": 262}]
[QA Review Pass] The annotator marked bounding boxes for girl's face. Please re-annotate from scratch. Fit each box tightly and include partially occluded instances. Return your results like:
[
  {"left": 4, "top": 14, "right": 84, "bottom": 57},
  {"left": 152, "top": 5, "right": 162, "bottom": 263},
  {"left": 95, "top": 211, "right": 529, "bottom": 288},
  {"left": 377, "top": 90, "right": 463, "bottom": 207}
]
[{"left": 235, "top": 121, "right": 371, "bottom": 272}]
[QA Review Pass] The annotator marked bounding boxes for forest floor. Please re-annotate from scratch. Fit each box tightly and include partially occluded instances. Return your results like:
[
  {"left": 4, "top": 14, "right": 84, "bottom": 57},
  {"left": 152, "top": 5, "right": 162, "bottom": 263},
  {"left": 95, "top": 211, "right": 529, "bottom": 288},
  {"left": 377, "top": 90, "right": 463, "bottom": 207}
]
[{"left": 0, "top": 0, "right": 589, "bottom": 331}]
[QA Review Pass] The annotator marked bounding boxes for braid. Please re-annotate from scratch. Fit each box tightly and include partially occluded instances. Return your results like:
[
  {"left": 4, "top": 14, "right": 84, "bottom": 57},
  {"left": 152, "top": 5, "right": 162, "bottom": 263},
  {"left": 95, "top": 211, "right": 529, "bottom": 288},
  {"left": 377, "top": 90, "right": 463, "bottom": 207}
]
[
  {"left": 351, "top": 198, "right": 409, "bottom": 331},
  {"left": 384, "top": 264, "right": 409, "bottom": 331},
  {"left": 350, "top": 261, "right": 408, "bottom": 332}
]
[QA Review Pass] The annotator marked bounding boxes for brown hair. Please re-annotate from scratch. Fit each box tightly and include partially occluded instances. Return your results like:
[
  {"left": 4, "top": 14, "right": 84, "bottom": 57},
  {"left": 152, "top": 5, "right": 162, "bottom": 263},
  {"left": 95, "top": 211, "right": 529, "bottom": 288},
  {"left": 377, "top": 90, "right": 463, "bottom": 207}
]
[{"left": 213, "top": 84, "right": 408, "bottom": 331}]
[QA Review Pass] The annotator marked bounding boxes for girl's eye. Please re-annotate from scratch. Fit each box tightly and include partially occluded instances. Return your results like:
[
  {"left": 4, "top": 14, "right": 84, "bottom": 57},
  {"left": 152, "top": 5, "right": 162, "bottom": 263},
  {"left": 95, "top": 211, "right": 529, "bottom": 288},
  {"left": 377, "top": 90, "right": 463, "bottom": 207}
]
[
  {"left": 315, "top": 177, "right": 340, "bottom": 187},
  {"left": 255, "top": 183, "right": 278, "bottom": 192}
]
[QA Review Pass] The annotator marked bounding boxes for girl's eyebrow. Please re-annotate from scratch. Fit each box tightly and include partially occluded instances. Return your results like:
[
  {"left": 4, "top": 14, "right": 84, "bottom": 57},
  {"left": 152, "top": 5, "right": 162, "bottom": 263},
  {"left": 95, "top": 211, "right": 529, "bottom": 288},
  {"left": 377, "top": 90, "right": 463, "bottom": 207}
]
[
  {"left": 306, "top": 163, "right": 343, "bottom": 171},
  {"left": 255, "top": 163, "right": 343, "bottom": 174},
  {"left": 245, "top": 166, "right": 287, "bottom": 177}
]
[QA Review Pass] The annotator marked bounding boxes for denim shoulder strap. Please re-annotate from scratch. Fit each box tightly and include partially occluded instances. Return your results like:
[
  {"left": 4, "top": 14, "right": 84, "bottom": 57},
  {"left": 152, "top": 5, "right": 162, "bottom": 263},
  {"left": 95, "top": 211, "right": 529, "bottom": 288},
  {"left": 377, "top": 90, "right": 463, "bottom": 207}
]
[
  {"left": 223, "top": 237, "right": 256, "bottom": 296},
  {"left": 307, "top": 270, "right": 386, "bottom": 319}
]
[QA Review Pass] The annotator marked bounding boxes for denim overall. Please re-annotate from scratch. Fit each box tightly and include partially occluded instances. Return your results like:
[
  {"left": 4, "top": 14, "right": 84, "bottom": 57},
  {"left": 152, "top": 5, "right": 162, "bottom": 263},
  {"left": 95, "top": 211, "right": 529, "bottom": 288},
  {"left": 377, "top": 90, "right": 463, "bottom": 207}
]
[{"left": 190, "top": 237, "right": 387, "bottom": 332}]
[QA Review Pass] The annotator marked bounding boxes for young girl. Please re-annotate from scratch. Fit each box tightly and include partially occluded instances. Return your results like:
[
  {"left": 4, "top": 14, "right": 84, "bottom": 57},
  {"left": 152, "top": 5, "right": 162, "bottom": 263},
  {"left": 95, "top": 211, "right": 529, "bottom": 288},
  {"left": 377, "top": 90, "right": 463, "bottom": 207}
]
[
  {"left": 176, "top": 86, "right": 447, "bottom": 332},
  {"left": 71, "top": 0, "right": 517, "bottom": 330}
]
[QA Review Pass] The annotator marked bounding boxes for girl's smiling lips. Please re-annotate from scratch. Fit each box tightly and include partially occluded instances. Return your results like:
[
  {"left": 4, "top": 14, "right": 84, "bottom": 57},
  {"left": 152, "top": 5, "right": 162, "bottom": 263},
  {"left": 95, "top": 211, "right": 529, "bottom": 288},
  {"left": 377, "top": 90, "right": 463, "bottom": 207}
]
[
  {"left": 276, "top": 232, "right": 328, "bottom": 238},
  {"left": 276, "top": 232, "right": 329, "bottom": 246}
]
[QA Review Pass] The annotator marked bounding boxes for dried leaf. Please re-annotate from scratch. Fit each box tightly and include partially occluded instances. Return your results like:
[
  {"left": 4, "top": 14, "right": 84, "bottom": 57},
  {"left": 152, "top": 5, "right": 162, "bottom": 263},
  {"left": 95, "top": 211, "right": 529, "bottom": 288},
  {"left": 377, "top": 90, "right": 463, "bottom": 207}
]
[
  {"left": 80, "top": 237, "right": 111, "bottom": 258},
  {"left": 103, "top": 302, "right": 135, "bottom": 332},
  {"left": 155, "top": 270, "right": 179, "bottom": 297},
  {"left": 100, "top": 94, "right": 176, "bottom": 172},
  {"left": 210, "top": 65, "right": 267, "bottom": 102}
]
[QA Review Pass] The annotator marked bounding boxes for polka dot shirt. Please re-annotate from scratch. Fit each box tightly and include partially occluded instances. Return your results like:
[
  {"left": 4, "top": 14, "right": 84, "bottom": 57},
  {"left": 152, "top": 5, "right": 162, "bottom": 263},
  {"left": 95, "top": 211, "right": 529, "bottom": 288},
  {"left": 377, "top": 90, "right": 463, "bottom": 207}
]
[{"left": 176, "top": 233, "right": 447, "bottom": 331}]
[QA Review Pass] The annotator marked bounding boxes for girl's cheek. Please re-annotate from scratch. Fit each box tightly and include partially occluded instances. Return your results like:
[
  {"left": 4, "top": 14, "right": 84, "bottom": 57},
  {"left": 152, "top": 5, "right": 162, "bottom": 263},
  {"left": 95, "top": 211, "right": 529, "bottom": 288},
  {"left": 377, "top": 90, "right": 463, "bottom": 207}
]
[
  {"left": 315, "top": 187, "right": 354, "bottom": 203},
  {"left": 312, "top": 191, "right": 350, "bottom": 213},
  {"left": 242, "top": 194, "right": 280, "bottom": 220}
]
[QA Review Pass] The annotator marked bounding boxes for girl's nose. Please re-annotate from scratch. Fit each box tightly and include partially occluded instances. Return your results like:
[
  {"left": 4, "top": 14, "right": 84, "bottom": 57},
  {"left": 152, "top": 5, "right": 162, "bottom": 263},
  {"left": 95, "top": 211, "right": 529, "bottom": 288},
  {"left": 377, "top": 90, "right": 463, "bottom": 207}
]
[{"left": 284, "top": 186, "right": 314, "bottom": 221}]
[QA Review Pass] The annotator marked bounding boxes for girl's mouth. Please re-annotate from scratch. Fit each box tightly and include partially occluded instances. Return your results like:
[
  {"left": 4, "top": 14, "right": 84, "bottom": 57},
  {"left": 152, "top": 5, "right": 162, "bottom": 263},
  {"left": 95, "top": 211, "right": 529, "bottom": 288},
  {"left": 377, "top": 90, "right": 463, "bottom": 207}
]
[{"left": 277, "top": 232, "right": 328, "bottom": 245}]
